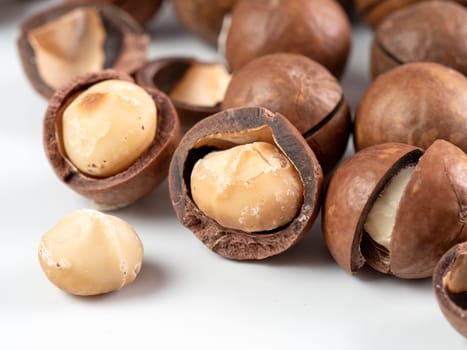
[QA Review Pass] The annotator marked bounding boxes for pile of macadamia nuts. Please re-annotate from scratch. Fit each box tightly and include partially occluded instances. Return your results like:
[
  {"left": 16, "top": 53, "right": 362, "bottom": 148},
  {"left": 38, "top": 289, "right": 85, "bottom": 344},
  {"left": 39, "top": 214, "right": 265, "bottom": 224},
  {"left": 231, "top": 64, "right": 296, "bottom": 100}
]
[{"left": 17, "top": 0, "right": 467, "bottom": 338}]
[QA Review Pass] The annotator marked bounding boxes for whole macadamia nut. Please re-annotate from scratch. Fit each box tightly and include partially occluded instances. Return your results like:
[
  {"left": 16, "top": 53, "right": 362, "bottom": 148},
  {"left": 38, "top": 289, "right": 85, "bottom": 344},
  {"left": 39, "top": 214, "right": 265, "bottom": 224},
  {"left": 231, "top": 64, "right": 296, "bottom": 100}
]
[
  {"left": 323, "top": 140, "right": 467, "bottom": 278},
  {"left": 224, "top": 0, "right": 351, "bottom": 78},
  {"left": 223, "top": 53, "right": 351, "bottom": 173},
  {"left": 355, "top": 62, "right": 467, "bottom": 153},
  {"left": 371, "top": 1, "right": 467, "bottom": 78},
  {"left": 39, "top": 209, "right": 143, "bottom": 296}
]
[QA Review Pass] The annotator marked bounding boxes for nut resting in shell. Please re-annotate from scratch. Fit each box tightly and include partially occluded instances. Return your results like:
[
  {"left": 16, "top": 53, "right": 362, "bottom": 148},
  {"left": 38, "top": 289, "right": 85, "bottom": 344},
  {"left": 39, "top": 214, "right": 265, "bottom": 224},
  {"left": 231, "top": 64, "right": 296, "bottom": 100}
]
[
  {"left": 323, "top": 140, "right": 467, "bottom": 278},
  {"left": 169, "top": 107, "right": 323, "bottom": 260},
  {"left": 355, "top": 62, "right": 467, "bottom": 153},
  {"left": 43, "top": 70, "right": 180, "bottom": 210},
  {"left": 223, "top": 53, "right": 351, "bottom": 173},
  {"left": 17, "top": 2, "right": 149, "bottom": 98},
  {"left": 371, "top": 1, "right": 467, "bottom": 78},
  {"left": 434, "top": 242, "right": 467, "bottom": 337},
  {"left": 224, "top": 0, "right": 351, "bottom": 78},
  {"left": 38, "top": 209, "right": 143, "bottom": 296},
  {"left": 135, "top": 57, "right": 231, "bottom": 133}
]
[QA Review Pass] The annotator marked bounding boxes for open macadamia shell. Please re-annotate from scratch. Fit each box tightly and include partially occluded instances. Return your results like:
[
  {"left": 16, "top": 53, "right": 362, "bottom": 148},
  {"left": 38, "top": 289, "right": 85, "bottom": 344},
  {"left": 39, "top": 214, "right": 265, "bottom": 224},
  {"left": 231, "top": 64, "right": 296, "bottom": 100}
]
[
  {"left": 323, "top": 140, "right": 467, "bottom": 278},
  {"left": 65, "top": 0, "right": 163, "bottom": 24},
  {"left": 355, "top": 62, "right": 467, "bottom": 153},
  {"left": 355, "top": 0, "right": 467, "bottom": 28},
  {"left": 17, "top": 2, "right": 149, "bottom": 98},
  {"left": 222, "top": 53, "right": 351, "bottom": 173},
  {"left": 169, "top": 107, "right": 323, "bottom": 260},
  {"left": 135, "top": 57, "right": 230, "bottom": 132},
  {"left": 43, "top": 70, "right": 180, "bottom": 211},
  {"left": 434, "top": 242, "right": 467, "bottom": 337},
  {"left": 371, "top": 1, "right": 467, "bottom": 78},
  {"left": 224, "top": 0, "right": 351, "bottom": 78},
  {"left": 172, "top": 0, "right": 238, "bottom": 45}
]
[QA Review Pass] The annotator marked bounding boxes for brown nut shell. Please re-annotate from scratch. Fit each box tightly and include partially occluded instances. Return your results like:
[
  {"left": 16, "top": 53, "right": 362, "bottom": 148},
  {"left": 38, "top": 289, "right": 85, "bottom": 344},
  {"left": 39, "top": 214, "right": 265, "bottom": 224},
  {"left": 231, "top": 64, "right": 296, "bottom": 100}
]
[
  {"left": 434, "top": 242, "right": 467, "bottom": 337},
  {"left": 371, "top": 1, "right": 467, "bottom": 78},
  {"left": 323, "top": 143, "right": 423, "bottom": 273},
  {"left": 65, "top": 0, "right": 163, "bottom": 24},
  {"left": 169, "top": 107, "right": 323, "bottom": 260},
  {"left": 17, "top": 3, "right": 149, "bottom": 98},
  {"left": 222, "top": 53, "right": 351, "bottom": 173},
  {"left": 135, "top": 57, "right": 227, "bottom": 133},
  {"left": 225, "top": 0, "right": 351, "bottom": 78},
  {"left": 172, "top": 0, "right": 237, "bottom": 45},
  {"left": 355, "top": 62, "right": 467, "bottom": 153},
  {"left": 44, "top": 70, "right": 180, "bottom": 210},
  {"left": 355, "top": 0, "right": 467, "bottom": 28}
]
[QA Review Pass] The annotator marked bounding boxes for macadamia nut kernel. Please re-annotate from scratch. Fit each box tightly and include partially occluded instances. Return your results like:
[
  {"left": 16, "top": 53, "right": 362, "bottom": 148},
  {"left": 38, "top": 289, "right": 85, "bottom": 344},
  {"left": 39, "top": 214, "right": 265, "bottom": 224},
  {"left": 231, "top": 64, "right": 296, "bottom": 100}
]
[
  {"left": 38, "top": 209, "right": 144, "bottom": 296},
  {"left": 28, "top": 8, "right": 105, "bottom": 90},
  {"left": 190, "top": 141, "right": 303, "bottom": 232},
  {"left": 444, "top": 253, "right": 467, "bottom": 294},
  {"left": 170, "top": 63, "right": 231, "bottom": 106},
  {"left": 364, "top": 165, "right": 415, "bottom": 249},
  {"left": 62, "top": 79, "right": 157, "bottom": 177}
]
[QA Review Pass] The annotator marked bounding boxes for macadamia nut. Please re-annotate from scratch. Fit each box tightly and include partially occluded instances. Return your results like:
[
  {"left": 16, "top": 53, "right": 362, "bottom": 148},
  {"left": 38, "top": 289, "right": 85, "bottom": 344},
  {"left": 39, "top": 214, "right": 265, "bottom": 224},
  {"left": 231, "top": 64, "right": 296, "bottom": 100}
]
[
  {"left": 190, "top": 141, "right": 303, "bottom": 232},
  {"left": 62, "top": 79, "right": 157, "bottom": 177},
  {"left": 444, "top": 253, "right": 467, "bottom": 294},
  {"left": 38, "top": 209, "right": 144, "bottom": 296},
  {"left": 170, "top": 63, "right": 231, "bottom": 106}
]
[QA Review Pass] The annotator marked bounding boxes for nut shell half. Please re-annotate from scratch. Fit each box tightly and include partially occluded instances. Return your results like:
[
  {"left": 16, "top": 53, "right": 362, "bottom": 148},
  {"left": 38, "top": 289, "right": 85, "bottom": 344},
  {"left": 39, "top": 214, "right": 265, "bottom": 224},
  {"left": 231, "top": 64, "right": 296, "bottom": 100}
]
[
  {"left": 355, "top": 62, "right": 467, "bottom": 153},
  {"left": 433, "top": 242, "right": 467, "bottom": 337},
  {"left": 169, "top": 107, "right": 323, "bottom": 260},
  {"left": 17, "top": 2, "right": 148, "bottom": 98},
  {"left": 371, "top": 1, "right": 467, "bottom": 78},
  {"left": 44, "top": 70, "right": 180, "bottom": 210}
]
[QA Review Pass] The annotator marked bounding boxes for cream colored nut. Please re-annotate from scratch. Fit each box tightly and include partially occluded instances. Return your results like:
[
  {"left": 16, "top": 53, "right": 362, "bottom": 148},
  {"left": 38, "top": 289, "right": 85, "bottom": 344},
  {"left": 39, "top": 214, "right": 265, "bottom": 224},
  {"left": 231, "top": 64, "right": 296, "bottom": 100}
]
[
  {"left": 444, "top": 253, "right": 467, "bottom": 294},
  {"left": 28, "top": 8, "right": 105, "bottom": 90},
  {"left": 170, "top": 63, "right": 231, "bottom": 106},
  {"left": 38, "top": 209, "right": 144, "bottom": 296},
  {"left": 190, "top": 141, "right": 303, "bottom": 232},
  {"left": 62, "top": 79, "right": 157, "bottom": 177},
  {"left": 364, "top": 166, "right": 415, "bottom": 250}
]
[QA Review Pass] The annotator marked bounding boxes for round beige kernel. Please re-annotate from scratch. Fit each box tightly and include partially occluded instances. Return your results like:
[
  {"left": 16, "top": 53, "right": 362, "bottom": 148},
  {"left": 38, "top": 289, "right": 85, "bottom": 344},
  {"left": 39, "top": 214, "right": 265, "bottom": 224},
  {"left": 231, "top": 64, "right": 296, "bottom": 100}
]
[
  {"left": 190, "top": 141, "right": 304, "bottom": 232},
  {"left": 62, "top": 79, "right": 157, "bottom": 177},
  {"left": 38, "top": 209, "right": 144, "bottom": 296}
]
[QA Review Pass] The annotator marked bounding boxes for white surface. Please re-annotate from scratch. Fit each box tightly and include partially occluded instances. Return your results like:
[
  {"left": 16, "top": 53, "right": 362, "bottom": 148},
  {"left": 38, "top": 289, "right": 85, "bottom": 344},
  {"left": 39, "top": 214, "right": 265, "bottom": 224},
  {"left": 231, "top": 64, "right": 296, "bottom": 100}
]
[{"left": 1, "top": 1, "right": 466, "bottom": 349}]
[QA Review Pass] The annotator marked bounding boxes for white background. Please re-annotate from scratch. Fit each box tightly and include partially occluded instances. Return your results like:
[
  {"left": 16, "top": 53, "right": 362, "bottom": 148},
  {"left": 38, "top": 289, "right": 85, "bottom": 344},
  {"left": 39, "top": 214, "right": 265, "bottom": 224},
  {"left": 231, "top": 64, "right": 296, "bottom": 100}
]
[{"left": 1, "top": 1, "right": 466, "bottom": 349}]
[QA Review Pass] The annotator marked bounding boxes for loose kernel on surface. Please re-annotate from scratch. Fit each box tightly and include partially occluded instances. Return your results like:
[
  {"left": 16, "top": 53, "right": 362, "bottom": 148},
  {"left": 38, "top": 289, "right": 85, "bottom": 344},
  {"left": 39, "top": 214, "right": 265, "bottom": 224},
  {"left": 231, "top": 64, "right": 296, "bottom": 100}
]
[
  {"left": 38, "top": 209, "right": 144, "bottom": 296},
  {"left": 190, "top": 141, "right": 304, "bottom": 232},
  {"left": 62, "top": 79, "right": 157, "bottom": 177}
]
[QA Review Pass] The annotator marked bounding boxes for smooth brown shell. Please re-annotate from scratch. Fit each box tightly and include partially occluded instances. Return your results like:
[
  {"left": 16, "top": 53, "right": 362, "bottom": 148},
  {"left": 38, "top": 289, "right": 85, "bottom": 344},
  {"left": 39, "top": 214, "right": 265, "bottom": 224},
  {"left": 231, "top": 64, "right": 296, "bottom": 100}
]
[
  {"left": 323, "top": 143, "right": 423, "bottom": 273},
  {"left": 355, "top": 0, "right": 467, "bottom": 28},
  {"left": 135, "top": 57, "right": 224, "bottom": 133},
  {"left": 44, "top": 70, "right": 180, "bottom": 210},
  {"left": 222, "top": 53, "right": 351, "bottom": 173},
  {"left": 355, "top": 62, "right": 467, "bottom": 153},
  {"left": 17, "top": 3, "right": 149, "bottom": 98},
  {"left": 434, "top": 242, "right": 467, "bottom": 338},
  {"left": 225, "top": 0, "right": 351, "bottom": 78},
  {"left": 171, "top": 0, "right": 237, "bottom": 45},
  {"left": 64, "top": 0, "right": 163, "bottom": 24},
  {"left": 169, "top": 107, "right": 323, "bottom": 260},
  {"left": 371, "top": 1, "right": 467, "bottom": 78}
]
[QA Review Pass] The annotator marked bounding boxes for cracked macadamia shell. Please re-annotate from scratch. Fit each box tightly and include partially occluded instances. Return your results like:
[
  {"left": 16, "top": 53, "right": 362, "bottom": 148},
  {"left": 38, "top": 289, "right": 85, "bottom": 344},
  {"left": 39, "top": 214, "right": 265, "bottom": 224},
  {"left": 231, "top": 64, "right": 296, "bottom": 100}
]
[
  {"left": 39, "top": 209, "right": 143, "bottom": 296},
  {"left": 434, "top": 242, "right": 467, "bottom": 337},
  {"left": 323, "top": 140, "right": 467, "bottom": 278},
  {"left": 135, "top": 57, "right": 231, "bottom": 132},
  {"left": 371, "top": 1, "right": 467, "bottom": 78},
  {"left": 172, "top": 0, "right": 238, "bottom": 45},
  {"left": 168, "top": 107, "right": 323, "bottom": 260},
  {"left": 43, "top": 70, "right": 180, "bottom": 211},
  {"left": 222, "top": 53, "right": 351, "bottom": 173},
  {"left": 355, "top": 0, "right": 467, "bottom": 28},
  {"left": 17, "top": 2, "right": 148, "bottom": 98},
  {"left": 355, "top": 62, "right": 467, "bottom": 153},
  {"left": 224, "top": 0, "right": 351, "bottom": 78}
]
